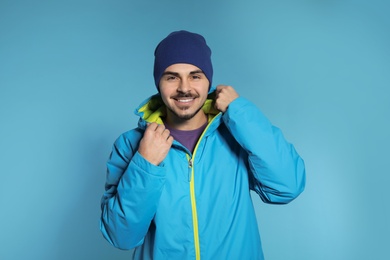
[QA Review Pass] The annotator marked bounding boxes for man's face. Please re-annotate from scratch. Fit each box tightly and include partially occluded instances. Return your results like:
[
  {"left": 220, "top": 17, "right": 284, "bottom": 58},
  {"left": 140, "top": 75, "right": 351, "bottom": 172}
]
[{"left": 159, "top": 63, "right": 210, "bottom": 123}]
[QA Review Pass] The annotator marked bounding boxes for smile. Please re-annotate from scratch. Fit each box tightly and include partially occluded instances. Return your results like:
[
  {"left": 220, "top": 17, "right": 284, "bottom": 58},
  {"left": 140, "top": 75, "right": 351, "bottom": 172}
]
[
  {"left": 177, "top": 98, "right": 194, "bottom": 103},
  {"left": 174, "top": 97, "right": 195, "bottom": 103}
]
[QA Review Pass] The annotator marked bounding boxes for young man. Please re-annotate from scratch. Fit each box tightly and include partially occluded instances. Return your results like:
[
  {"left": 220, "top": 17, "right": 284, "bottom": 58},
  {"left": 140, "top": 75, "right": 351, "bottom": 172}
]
[{"left": 100, "top": 30, "right": 306, "bottom": 259}]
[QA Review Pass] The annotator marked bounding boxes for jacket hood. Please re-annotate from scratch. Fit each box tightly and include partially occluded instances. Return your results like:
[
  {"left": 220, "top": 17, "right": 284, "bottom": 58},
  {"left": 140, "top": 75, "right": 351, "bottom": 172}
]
[{"left": 135, "top": 90, "right": 220, "bottom": 129}]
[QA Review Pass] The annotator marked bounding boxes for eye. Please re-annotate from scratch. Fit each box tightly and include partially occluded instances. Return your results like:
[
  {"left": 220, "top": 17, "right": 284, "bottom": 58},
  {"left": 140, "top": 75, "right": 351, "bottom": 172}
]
[
  {"left": 166, "top": 75, "right": 178, "bottom": 81},
  {"left": 191, "top": 74, "right": 202, "bottom": 80}
]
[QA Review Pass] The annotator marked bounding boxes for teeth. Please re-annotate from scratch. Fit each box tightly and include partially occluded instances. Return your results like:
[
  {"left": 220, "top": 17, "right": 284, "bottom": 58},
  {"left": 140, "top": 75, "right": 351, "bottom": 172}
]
[{"left": 177, "top": 99, "right": 193, "bottom": 103}]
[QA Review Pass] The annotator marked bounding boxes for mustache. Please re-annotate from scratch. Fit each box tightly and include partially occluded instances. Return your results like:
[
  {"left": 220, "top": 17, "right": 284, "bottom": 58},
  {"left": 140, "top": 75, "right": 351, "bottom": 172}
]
[{"left": 171, "top": 93, "right": 199, "bottom": 99}]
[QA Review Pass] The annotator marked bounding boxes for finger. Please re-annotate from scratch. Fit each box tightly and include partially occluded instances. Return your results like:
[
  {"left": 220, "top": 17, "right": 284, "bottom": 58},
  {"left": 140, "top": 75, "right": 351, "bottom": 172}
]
[
  {"left": 216, "top": 85, "right": 226, "bottom": 91},
  {"left": 146, "top": 122, "right": 158, "bottom": 131},
  {"left": 215, "top": 86, "right": 223, "bottom": 95},
  {"left": 214, "top": 99, "right": 221, "bottom": 111},
  {"left": 167, "top": 135, "right": 174, "bottom": 144},
  {"left": 154, "top": 124, "right": 166, "bottom": 134},
  {"left": 215, "top": 86, "right": 224, "bottom": 99},
  {"left": 161, "top": 129, "right": 171, "bottom": 140}
]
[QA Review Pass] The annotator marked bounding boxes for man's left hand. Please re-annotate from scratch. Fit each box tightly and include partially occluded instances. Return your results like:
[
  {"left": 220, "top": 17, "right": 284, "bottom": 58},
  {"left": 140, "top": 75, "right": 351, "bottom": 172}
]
[{"left": 214, "top": 85, "right": 239, "bottom": 113}]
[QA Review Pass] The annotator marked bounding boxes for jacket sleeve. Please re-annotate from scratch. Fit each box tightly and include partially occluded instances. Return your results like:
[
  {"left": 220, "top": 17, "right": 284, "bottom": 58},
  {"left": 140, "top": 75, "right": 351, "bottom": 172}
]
[
  {"left": 100, "top": 131, "right": 166, "bottom": 249},
  {"left": 222, "top": 97, "right": 306, "bottom": 204}
]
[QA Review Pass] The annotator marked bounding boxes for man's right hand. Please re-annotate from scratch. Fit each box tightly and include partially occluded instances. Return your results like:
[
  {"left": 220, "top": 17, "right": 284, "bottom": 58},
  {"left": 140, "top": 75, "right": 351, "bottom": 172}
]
[{"left": 138, "top": 122, "right": 173, "bottom": 166}]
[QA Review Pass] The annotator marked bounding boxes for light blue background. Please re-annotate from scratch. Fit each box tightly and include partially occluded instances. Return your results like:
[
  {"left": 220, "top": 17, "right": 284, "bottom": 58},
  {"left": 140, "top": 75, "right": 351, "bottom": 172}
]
[{"left": 1, "top": 0, "right": 389, "bottom": 259}]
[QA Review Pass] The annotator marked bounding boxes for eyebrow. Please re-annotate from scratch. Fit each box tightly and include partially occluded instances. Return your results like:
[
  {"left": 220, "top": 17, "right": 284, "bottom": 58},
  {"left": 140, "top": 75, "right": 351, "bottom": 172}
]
[{"left": 162, "top": 70, "right": 204, "bottom": 77}]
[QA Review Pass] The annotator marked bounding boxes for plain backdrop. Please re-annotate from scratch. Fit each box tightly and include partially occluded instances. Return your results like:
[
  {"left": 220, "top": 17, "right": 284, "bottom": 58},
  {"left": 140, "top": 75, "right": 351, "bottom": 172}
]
[{"left": 1, "top": 0, "right": 389, "bottom": 259}]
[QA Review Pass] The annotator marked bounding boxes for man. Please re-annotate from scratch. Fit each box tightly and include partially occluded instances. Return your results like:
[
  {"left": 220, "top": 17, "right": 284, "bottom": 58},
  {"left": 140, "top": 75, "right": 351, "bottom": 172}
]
[{"left": 100, "top": 30, "right": 306, "bottom": 259}]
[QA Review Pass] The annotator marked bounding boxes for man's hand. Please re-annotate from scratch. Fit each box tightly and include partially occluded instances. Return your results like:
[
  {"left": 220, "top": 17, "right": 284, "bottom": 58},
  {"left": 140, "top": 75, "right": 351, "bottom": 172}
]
[
  {"left": 214, "top": 85, "right": 239, "bottom": 113},
  {"left": 138, "top": 122, "right": 173, "bottom": 166}
]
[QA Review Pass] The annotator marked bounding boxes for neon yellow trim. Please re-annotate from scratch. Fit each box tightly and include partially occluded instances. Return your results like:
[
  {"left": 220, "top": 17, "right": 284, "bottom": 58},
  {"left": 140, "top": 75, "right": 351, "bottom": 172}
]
[
  {"left": 137, "top": 98, "right": 166, "bottom": 124},
  {"left": 187, "top": 115, "right": 219, "bottom": 260},
  {"left": 202, "top": 99, "right": 220, "bottom": 116},
  {"left": 145, "top": 106, "right": 165, "bottom": 124},
  {"left": 189, "top": 163, "right": 200, "bottom": 260}
]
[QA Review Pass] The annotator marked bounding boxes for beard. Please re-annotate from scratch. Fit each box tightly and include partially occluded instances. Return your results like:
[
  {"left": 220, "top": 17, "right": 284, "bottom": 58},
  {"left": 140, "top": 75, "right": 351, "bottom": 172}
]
[{"left": 166, "top": 103, "right": 204, "bottom": 120}]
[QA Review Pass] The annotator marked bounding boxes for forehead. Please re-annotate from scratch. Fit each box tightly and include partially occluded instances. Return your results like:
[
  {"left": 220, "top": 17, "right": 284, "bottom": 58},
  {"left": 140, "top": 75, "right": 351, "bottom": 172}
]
[{"left": 164, "top": 63, "right": 203, "bottom": 73}]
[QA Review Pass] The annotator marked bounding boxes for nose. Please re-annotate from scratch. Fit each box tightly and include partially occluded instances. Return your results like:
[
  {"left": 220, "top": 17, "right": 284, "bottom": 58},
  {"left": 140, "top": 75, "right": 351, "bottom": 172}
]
[{"left": 177, "top": 78, "right": 190, "bottom": 93}]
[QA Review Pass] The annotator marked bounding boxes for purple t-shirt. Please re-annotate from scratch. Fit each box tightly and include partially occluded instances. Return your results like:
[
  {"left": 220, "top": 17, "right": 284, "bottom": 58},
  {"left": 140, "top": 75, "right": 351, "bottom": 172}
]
[{"left": 165, "top": 122, "right": 208, "bottom": 152}]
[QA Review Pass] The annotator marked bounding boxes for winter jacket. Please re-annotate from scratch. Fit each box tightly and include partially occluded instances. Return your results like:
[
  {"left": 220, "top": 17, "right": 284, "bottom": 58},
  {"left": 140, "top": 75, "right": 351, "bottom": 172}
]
[{"left": 100, "top": 92, "right": 306, "bottom": 259}]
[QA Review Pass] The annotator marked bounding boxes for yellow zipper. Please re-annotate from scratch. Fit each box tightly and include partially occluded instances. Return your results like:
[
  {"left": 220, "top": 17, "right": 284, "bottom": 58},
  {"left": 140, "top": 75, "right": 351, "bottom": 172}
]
[
  {"left": 187, "top": 115, "right": 219, "bottom": 260},
  {"left": 188, "top": 156, "right": 200, "bottom": 260}
]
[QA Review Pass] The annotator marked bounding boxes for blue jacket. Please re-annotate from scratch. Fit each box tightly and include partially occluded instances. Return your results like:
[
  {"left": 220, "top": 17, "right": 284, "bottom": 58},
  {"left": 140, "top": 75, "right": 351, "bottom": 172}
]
[{"left": 100, "top": 92, "right": 306, "bottom": 259}]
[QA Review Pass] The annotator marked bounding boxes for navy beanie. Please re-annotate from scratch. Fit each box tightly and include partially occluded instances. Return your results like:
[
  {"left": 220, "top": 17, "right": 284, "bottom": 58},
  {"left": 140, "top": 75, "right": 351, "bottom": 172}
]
[{"left": 153, "top": 30, "right": 213, "bottom": 90}]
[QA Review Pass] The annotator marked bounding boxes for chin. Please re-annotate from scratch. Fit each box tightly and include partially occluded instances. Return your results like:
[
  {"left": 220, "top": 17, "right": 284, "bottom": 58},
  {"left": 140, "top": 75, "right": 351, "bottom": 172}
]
[
  {"left": 169, "top": 108, "right": 199, "bottom": 120},
  {"left": 176, "top": 111, "right": 197, "bottom": 120},
  {"left": 167, "top": 102, "right": 205, "bottom": 121}
]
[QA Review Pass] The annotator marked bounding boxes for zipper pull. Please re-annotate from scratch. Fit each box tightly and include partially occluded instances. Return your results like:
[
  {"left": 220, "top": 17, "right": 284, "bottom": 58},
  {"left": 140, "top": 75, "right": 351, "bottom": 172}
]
[
  {"left": 188, "top": 159, "right": 193, "bottom": 168},
  {"left": 188, "top": 158, "right": 193, "bottom": 182}
]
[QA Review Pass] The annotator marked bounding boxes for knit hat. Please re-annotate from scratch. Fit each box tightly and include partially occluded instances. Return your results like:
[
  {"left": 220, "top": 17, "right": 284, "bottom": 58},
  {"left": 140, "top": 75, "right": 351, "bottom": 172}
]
[{"left": 153, "top": 30, "right": 213, "bottom": 90}]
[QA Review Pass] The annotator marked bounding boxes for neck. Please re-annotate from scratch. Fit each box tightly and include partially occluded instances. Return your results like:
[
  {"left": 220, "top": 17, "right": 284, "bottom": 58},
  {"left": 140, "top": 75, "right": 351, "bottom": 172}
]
[{"left": 165, "top": 110, "right": 207, "bottom": 131}]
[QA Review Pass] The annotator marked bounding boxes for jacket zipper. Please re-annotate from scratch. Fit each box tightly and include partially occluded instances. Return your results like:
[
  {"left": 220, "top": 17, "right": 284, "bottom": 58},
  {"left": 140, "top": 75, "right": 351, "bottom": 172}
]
[
  {"left": 187, "top": 114, "right": 220, "bottom": 260},
  {"left": 187, "top": 155, "right": 200, "bottom": 260}
]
